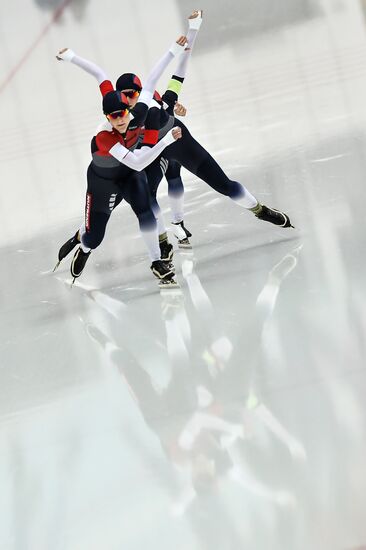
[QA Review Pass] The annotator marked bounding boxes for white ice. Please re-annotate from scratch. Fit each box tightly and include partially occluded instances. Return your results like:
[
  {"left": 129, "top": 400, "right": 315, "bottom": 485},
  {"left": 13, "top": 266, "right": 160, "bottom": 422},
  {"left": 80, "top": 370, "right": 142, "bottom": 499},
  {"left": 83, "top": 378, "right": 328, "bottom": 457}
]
[{"left": 1, "top": 1, "right": 366, "bottom": 549}]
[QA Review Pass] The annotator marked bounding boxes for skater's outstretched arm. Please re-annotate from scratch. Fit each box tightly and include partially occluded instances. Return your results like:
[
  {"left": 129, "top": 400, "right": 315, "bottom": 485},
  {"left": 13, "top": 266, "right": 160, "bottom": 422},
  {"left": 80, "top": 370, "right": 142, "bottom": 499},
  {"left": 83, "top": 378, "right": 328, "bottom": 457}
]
[
  {"left": 56, "top": 36, "right": 187, "bottom": 126},
  {"left": 162, "top": 10, "right": 203, "bottom": 113},
  {"left": 56, "top": 47, "right": 114, "bottom": 95},
  {"left": 98, "top": 126, "right": 182, "bottom": 171},
  {"left": 140, "top": 10, "right": 202, "bottom": 147},
  {"left": 132, "top": 35, "right": 187, "bottom": 125}
]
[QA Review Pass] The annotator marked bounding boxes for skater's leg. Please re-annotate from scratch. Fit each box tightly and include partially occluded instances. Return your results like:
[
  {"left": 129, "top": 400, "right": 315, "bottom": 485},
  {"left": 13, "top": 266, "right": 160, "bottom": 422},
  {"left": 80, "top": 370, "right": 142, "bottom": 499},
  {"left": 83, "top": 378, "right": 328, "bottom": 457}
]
[
  {"left": 166, "top": 160, "right": 185, "bottom": 224},
  {"left": 166, "top": 160, "right": 192, "bottom": 248},
  {"left": 145, "top": 158, "right": 175, "bottom": 260},
  {"left": 71, "top": 211, "right": 111, "bottom": 280},
  {"left": 121, "top": 171, "right": 161, "bottom": 262},
  {"left": 122, "top": 172, "right": 176, "bottom": 285},
  {"left": 78, "top": 192, "right": 123, "bottom": 246},
  {"left": 81, "top": 209, "right": 110, "bottom": 250},
  {"left": 145, "top": 157, "right": 168, "bottom": 236},
  {"left": 71, "top": 167, "right": 120, "bottom": 279},
  {"left": 166, "top": 120, "right": 293, "bottom": 227},
  {"left": 122, "top": 171, "right": 176, "bottom": 283},
  {"left": 81, "top": 166, "right": 121, "bottom": 250},
  {"left": 167, "top": 121, "right": 257, "bottom": 207}
]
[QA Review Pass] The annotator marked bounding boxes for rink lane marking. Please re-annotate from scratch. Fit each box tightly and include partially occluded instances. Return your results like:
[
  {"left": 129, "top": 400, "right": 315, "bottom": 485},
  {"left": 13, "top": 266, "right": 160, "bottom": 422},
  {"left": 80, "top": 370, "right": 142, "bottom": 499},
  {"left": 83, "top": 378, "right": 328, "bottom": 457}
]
[
  {"left": 309, "top": 153, "right": 352, "bottom": 163},
  {"left": 0, "top": 0, "right": 72, "bottom": 94}
]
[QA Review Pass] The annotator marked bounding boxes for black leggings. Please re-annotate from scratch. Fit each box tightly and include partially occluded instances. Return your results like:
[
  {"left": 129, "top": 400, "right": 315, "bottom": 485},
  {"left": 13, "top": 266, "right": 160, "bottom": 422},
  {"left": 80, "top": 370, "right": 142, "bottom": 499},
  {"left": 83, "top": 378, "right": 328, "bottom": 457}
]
[
  {"left": 145, "top": 119, "right": 244, "bottom": 202},
  {"left": 82, "top": 164, "right": 156, "bottom": 250}
]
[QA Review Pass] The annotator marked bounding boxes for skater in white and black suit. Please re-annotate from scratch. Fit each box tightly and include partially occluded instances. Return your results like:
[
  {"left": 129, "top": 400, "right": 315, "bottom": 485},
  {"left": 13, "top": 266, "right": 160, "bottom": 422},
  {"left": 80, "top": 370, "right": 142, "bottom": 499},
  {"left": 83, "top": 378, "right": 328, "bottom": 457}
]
[{"left": 114, "top": 11, "right": 294, "bottom": 239}]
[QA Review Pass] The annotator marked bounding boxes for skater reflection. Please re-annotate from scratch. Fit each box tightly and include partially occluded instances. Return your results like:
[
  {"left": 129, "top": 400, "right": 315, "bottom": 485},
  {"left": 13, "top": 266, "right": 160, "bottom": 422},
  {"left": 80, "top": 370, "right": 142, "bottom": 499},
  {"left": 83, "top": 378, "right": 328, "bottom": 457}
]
[
  {"left": 34, "top": 0, "right": 90, "bottom": 22},
  {"left": 77, "top": 240, "right": 304, "bottom": 547},
  {"left": 162, "top": 245, "right": 305, "bottom": 480}
]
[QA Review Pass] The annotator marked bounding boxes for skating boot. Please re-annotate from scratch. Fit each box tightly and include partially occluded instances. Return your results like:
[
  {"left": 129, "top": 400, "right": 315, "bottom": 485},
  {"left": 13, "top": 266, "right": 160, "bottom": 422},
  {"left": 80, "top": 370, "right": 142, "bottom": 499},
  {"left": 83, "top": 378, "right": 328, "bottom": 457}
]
[
  {"left": 150, "top": 260, "right": 179, "bottom": 289},
  {"left": 70, "top": 247, "right": 91, "bottom": 284},
  {"left": 159, "top": 238, "right": 174, "bottom": 262},
  {"left": 251, "top": 204, "right": 294, "bottom": 228},
  {"left": 53, "top": 230, "right": 80, "bottom": 271},
  {"left": 171, "top": 221, "right": 192, "bottom": 248},
  {"left": 159, "top": 235, "right": 176, "bottom": 273}
]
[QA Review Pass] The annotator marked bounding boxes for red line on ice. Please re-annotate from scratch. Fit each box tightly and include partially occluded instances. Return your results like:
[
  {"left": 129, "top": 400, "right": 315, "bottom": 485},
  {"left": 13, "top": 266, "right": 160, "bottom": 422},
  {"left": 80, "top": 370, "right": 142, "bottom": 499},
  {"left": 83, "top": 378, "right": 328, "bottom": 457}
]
[{"left": 0, "top": 0, "right": 72, "bottom": 94}]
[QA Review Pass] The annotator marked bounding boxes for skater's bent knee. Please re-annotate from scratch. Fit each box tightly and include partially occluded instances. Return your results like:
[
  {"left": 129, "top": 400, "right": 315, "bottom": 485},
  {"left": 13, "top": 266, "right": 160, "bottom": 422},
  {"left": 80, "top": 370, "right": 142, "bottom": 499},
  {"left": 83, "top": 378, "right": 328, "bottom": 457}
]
[
  {"left": 82, "top": 232, "right": 104, "bottom": 249},
  {"left": 82, "top": 212, "right": 109, "bottom": 249},
  {"left": 167, "top": 177, "right": 184, "bottom": 196},
  {"left": 228, "top": 181, "right": 245, "bottom": 200},
  {"left": 138, "top": 210, "right": 157, "bottom": 231}
]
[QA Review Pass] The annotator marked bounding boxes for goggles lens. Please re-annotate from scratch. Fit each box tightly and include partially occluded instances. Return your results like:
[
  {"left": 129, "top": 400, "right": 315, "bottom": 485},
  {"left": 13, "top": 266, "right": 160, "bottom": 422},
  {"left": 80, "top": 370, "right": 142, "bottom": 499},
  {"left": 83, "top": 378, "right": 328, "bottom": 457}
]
[
  {"left": 123, "top": 90, "right": 140, "bottom": 99},
  {"left": 108, "top": 109, "right": 129, "bottom": 119}
]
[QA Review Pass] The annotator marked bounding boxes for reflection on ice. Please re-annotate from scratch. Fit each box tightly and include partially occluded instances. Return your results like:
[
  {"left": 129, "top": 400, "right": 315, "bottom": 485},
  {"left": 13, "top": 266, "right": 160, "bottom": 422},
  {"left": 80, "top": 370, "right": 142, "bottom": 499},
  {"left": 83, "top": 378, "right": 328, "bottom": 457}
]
[{"left": 2, "top": 0, "right": 366, "bottom": 547}]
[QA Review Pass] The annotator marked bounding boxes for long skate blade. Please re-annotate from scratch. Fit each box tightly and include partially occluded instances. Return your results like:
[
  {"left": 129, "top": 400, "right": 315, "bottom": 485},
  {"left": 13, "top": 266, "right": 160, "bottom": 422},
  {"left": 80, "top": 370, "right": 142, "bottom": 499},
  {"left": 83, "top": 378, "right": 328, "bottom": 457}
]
[
  {"left": 159, "top": 278, "right": 180, "bottom": 290},
  {"left": 171, "top": 223, "right": 187, "bottom": 241},
  {"left": 178, "top": 242, "right": 192, "bottom": 249},
  {"left": 53, "top": 260, "right": 61, "bottom": 272}
]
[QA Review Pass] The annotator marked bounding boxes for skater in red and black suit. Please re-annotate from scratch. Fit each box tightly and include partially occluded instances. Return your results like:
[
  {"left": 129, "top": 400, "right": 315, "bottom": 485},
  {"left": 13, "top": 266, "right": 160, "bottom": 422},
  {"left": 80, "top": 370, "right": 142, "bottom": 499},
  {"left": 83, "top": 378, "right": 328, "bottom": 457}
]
[
  {"left": 55, "top": 10, "right": 203, "bottom": 262},
  {"left": 57, "top": 10, "right": 294, "bottom": 274},
  {"left": 54, "top": 36, "right": 188, "bottom": 285}
]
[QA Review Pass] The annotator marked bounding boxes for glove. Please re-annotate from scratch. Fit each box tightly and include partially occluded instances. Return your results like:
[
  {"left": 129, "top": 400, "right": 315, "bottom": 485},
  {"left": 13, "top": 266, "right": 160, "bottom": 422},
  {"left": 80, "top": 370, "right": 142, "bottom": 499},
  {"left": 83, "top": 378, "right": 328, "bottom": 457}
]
[
  {"left": 163, "top": 127, "right": 182, "bottom": 146},
  {"left": 189, "top": 10, "right": 203, "bottom": 30},
  {"left": 169, "top": 40, "right": 187, "bottom": 57},
  {"left": 56, "top": 48, "right": 75, "bottom": 62}
]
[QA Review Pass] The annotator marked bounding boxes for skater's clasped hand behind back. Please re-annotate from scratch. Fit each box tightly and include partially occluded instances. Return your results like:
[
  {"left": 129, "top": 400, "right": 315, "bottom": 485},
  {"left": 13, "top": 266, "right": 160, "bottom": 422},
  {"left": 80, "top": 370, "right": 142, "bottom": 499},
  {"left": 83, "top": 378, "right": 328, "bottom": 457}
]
[
  {"left": 171, "top": 127, "right": 182, "bottom": 141},
  {"left": 174, "top": 103, "right": 187, "bottom": 117}
]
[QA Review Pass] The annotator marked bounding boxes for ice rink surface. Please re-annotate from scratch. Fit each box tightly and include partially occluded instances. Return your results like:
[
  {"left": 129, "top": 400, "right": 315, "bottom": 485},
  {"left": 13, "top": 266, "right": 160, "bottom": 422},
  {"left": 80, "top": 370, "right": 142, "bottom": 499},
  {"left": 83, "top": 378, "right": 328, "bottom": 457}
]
[{"left": 1, "top": 0, "right": 366, "bottom": 549}]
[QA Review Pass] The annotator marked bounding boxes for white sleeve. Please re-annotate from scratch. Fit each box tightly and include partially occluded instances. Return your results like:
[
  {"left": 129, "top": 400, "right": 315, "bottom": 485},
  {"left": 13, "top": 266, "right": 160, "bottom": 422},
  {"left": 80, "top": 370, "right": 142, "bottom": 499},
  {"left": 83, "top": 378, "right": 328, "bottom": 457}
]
[
  {"left": 57, "top": 48, "right": 108, "bottom": 85},
  {"left": 109, "top": 131, "right": 176, "bottom": 171},
  {"left": 174, "top": 24, "right": 201, "bottom": 79},
  {"left": 188, "top": 10, "right": 203, "bottom": 31},
  {"left": 138, "top": 41, "right": 186, "bottom": 107},
  {"left": 71, "top": 53, "right": 108, "bottom": 85}
]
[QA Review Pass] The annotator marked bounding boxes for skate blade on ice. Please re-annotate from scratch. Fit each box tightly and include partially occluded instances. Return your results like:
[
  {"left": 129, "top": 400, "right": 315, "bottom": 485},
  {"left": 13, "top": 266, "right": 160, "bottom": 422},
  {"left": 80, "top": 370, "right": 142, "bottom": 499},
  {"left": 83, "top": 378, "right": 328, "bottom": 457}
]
[
  {"left": 178, "top": 240, "right": 192, "bottom": 250},
  {"left": 159, "top": 278, "right": 180, "bottom": 290},
  {"left": 170, "top": 222, "right": 187, "bottom": 241},
  {"left": 52, "top": 260, "right": 61, "bottom": 272}
]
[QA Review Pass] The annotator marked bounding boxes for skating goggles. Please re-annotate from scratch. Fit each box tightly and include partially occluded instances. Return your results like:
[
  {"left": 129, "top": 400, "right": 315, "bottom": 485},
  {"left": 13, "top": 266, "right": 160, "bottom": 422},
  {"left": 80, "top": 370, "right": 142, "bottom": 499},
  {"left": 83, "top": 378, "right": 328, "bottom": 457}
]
[
  {"left": 107, "top": 108, "right": 129, "bottom": 119},
  {"left": 122, "top": 89, "right": 140, "bottom": 99}
]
